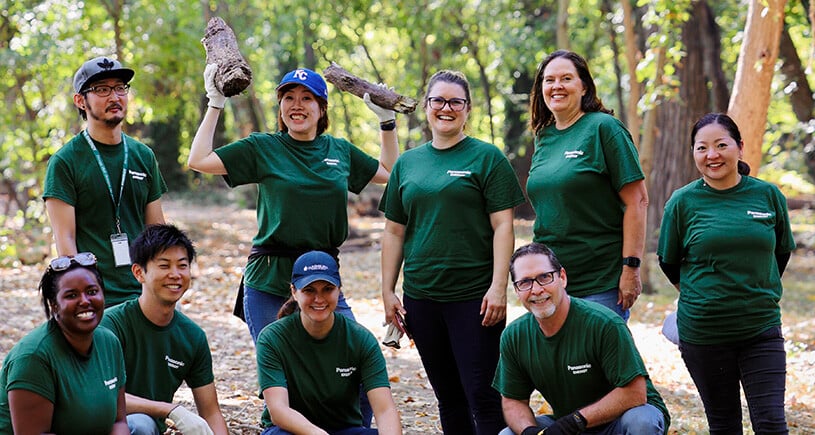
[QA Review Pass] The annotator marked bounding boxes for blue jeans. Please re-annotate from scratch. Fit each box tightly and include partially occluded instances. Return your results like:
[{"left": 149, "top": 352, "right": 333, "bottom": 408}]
[
  {"left": 581, "top": 288, "right": 629, "bottom": 322},
  {"left": 680, "top": 325, "right": 788, "bottom": 434},
  {"left": 243, "top": 285, "right": 356, "bottom": 343},
  {"left": 126, "top": 413, "right": 160, "bottom": 435},
  {"left": 404, "top": 296, "right": 506, "bottom": 435},
  {"left": 244, "top": 285, "right": 372, "bottom": 427},
  {"left": 262, "top": 426, "right": 378, "bottom": 435},
  {"left": 497, "top": 404, "right": 665, "bottom": 435}
]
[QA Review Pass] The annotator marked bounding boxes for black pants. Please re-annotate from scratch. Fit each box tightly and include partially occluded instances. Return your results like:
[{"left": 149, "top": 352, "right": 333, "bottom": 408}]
[
  {"left": 680, "top": 326, "right": 788, "bottom": 434},
  {"left": 404, "top": 296, "right": 506, "bottom": 435}
]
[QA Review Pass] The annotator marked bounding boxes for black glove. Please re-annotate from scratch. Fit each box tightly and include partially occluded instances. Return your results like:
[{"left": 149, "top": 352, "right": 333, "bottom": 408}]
[
  {"left": 540, "top": 411, "right": 587, "bottom": 435},
  {"left": 521, "top": 426, "right": 546, "bottom": 435}
]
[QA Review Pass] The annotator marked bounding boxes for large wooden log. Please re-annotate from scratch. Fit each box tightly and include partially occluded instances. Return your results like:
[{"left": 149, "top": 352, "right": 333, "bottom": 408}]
[
  {"left": 201, "top": 17, "right": 252, "bottom": 97},
  {"left": 323, "top": 62, "right": 417, "bottom": 114}
]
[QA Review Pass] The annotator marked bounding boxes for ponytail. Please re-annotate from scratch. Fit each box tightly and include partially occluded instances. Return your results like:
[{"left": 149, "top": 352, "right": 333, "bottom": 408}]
[
  {"left": 277, "top": 296, "right": 299, "bottom": 320},
  {"left": 737, "top": 160, "right": 751, "bottom": 176}
]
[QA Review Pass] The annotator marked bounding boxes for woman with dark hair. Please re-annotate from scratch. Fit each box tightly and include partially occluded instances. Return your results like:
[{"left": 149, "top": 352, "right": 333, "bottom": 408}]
[
  {"left": 527, "top": 50, "right": 647, "bottom": 321},
  {"left": 188, "top": 66, "right": 399, "bottom": 345},
  {"left": 380, "top": 70, "right": 525, "bottom": 434},
  {"left": 658, "top": 113, "right": 794, "bottom": 434},
  {"left": 0, "top": 253, "right": 128, "bottom": 434},
  {"left": 257, "top": 251, "right": 401, "bottom": 435}
]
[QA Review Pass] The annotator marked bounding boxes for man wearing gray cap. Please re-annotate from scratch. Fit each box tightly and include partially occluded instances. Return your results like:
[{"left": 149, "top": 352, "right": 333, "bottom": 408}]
[{"left": 44, "top": 56, "right": 167, "bottom": 307}]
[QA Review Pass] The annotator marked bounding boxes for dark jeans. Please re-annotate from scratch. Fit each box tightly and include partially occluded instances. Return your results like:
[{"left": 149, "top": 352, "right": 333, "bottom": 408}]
[
  {"left": 680, "top": 325, "right": 788, "bottom": 434},
  {"left": 404, "top": 296, "right": 506, "bottom": 435}
]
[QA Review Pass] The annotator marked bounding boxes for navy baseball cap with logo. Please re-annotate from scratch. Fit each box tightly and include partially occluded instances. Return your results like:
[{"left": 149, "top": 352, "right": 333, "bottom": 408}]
[
  {"left": 276, "top": 68, "right": 328, "bottom": 100},
  {"left": 291, "top": 251, "right": 341, "bottom": 289},
  {"left": 73, "top": 56, "right": 135, "bottom": 94}
]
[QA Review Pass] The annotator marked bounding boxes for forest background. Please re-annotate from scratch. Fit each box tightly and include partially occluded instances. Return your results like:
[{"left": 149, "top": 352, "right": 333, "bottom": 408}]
[
  {"left": 2, "top": 0, "right": 815, "bottom": 276},
  {"left": 1, "top": 0, "right": 815, "bottom": 433}
]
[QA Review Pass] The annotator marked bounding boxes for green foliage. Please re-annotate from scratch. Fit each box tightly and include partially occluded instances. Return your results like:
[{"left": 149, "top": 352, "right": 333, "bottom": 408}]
[{"left": 2, "top": 0, "right": 814, "bottom": 265}]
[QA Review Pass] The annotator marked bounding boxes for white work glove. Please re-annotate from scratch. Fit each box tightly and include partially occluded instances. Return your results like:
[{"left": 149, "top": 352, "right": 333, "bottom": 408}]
[
  {"left": 168, "top": 405, "right": 214, "bottom": 435},
  {"left": 204, "top": 64, "right": 226, "bottom": 109},
  {"left": 363, "top": 83, "right": 395, "bottom": 123}
]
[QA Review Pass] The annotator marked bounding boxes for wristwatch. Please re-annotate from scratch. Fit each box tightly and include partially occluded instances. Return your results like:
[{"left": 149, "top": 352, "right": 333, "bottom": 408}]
[{"left": 622, "top": 256, "right": 641, "bottom": 268}]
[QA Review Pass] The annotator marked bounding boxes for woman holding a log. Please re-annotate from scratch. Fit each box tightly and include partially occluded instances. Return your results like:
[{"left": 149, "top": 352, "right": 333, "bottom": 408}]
[
  {"left": 380, "top": 70, "right": 525, "bottom": 434},
  {"left": 188, "top": 65, "right": 398, "bottom": 352}
]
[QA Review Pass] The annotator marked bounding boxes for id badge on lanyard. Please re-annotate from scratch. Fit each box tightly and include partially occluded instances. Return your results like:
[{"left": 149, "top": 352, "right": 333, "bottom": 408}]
[
  {"left": 111, "top": 232, "right": 131, "bottom": 266},
  {"left": 84, "top": 129, "right": 131, "bottom": 267}
]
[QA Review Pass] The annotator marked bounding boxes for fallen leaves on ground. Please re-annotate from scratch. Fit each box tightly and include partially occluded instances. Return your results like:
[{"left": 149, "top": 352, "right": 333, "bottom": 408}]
[{"left": 1, "top": 200, "right": 813, "bottom": 434}]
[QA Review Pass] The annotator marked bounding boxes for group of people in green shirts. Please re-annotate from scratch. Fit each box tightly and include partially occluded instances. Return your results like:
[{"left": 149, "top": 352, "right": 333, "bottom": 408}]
[{"left": 0, "top": 47, "right": 794, "bottom": 435}]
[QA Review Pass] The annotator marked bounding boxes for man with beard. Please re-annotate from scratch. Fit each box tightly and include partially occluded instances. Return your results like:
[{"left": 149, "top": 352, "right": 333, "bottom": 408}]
[
  {"left": 44, "top": 56, "right": 167, "bottom": 307},
  {"left": 492, "top": 243, "right": 670, "bottom": 435}
]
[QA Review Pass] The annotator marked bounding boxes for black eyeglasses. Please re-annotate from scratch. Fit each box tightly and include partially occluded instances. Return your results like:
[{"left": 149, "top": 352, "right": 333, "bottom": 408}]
[
  {"left": 47, "top": 252, "right": 97, "bottom": 272},
  {"left": 513, "top": 270, "right": 558, "bottom": 292},
  {"left": 427, "top": 96, "right": 468, "bottom": 112},
  {"left": 84, "top": 84, "right": 130, "bottom": 97}
]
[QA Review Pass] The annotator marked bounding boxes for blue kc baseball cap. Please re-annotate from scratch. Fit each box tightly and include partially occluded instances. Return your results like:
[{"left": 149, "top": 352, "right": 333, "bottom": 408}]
[
  {"left": 276, "top": 68, "right": 328, "bottom": 100},
  {"left": 291, "top": 251, "right": 341, "bottom": 289}
]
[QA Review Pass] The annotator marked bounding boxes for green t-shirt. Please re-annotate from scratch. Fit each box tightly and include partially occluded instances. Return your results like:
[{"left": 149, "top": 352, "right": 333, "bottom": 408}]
[
  {"left": 256, "top": 312, "right": 390, "bottom": 431},
  {"left": 380, "top": 137, "right": 526, "bottom": 301},
  {"left": 657, "top": 176, "right": 795, "bottom": 344},
  {"left": 0, "top": 320, "right": 126, "bottom": 435},
  {"left": 215, "top": 132, "right": 379, "bottom": 297},
  {"left": 100, "top": 299, "right": 214, "bottom": 431},
  {"left": 526, "top": 112, "right": 644, "bottom": 297},
  {"left": 492, "top": 298, "right": 669, "bottom": 432},
  {"left": 43, "top": 133, "right": 168, "bottom": 306}
]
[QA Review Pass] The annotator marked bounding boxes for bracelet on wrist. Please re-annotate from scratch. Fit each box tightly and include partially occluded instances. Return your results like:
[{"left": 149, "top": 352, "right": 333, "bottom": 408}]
[{"left": 380, "top": 119, "right": 396, "bottom": 131}]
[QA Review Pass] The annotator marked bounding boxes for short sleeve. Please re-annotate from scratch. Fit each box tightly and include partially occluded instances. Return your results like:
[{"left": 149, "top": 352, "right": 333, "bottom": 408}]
[
  {"left": 657, "top": 193, "right": 682, "bottom": 264},
  {"left": 482, "top": 150, "right": 526, "bottom": 213},
  {"left": 599, "top": 117, "right": 644, "bottom": 191},
  {"left": 380, "top": 161, "right": 407, "bottom": 224},
  {"left": 214, "top": 135, "right": 262, "bottom": 187},
  {"left": 4, "top": 354, "right": 56, "bottom": 402},
  {"left": 347, "top": 144, "right": 379, "bottom": 194},
  {"left": 43, "top": 154, "right": 78, "bottom": 206},
  {"left": 492, "top": 328, "right": 535, "bottom": 400}
]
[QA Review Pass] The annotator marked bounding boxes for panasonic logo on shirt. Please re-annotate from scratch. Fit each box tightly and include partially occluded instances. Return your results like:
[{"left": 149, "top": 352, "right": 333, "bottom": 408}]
[
  {"left": 564, "top": 150, "right": 584, "bottom": 159},
  {"left": 165, "top": 355, "right": 185, "bottom": 369},
  {"left": 447, "top": 170, "right": 471, "bottom": 177},
  {"left": 324, "top": 158, "right": 340, "bottom": 166},
  {"left": 336, "top": 366, "right": 357, "bottom": 377},
  {"left": 129, "top": 170, "right": 147, "bottom": 180},
  {"left": 104, "top": 377, "right": 118, "bottom": 390},
  {"left": 747, "top": 210, "right": 772, "bottom": 219},
  {"left": 567, "top": 363, "right": 592, "bottom": 375}
]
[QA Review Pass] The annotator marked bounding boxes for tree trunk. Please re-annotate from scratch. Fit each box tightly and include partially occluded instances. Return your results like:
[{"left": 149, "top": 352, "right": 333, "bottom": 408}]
[
  {"left": 621, "top": 0, "right": 642, "bottom": 146},
  {"left": 506, "top": 70, "right": 536, "bottom": 220},
  {"left": 557, "top": 0, "right": 570, "bottom": 50},
  {"left": 778, "top": 25, "right": 814, "bottom": 122},
  {"left": 648, "top": 0, "right": 726, "bottom": 252},
  {"left": 727, "top": 0, "right": 787, "bottom": 174},
  {"left": 601, "top": 0, "right": 625, "bottom": 124}
]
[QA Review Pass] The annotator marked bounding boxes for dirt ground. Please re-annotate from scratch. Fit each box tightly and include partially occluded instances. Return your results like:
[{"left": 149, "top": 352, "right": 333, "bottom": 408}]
[{"left": 1, "top": 200, "right": 814, "bottom": 434}]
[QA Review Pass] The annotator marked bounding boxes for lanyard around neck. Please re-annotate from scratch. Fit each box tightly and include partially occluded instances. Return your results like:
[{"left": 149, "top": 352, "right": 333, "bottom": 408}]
[{"left": 82, "top": 129, "right": 129, "bottom": 233}]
